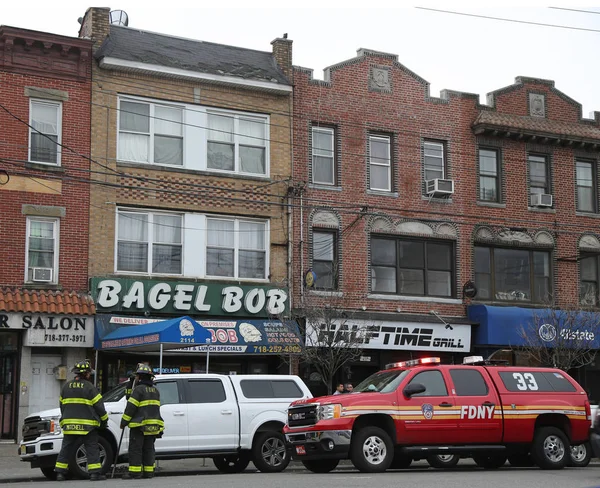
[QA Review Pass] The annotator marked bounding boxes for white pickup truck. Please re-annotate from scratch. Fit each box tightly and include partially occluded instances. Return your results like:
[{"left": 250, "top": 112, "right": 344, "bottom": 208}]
[{"left": 19, "top": 374, "right": 312, "bottom": 479}]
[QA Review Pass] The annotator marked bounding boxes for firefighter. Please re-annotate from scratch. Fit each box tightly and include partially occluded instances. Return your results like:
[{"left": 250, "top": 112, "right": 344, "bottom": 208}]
[
  {"left": 54, "top": 360, "right": 108, "bottom": 481},
  {"left": 120, "top": 363, "right": 164, "bottom": 479}
]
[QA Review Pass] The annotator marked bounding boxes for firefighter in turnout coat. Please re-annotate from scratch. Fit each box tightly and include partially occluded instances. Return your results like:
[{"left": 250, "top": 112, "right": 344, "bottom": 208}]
[
  {"left": 54, "top": 360, "right": 108, "bottom": 481},
  {"left": 120, "top": 364, "right": 164, "bottom": 479}
]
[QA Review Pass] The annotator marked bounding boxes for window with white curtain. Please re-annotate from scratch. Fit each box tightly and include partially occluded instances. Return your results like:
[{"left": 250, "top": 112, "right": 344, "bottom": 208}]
[
  {"left": 118, "top": 99, "right": 183, "bottom": 166},
  {"left": 207, "top": 218, "right": 266, "bottom": 279},
  {"left": 117, "top": 211, "right": 182, "bottom": 274},
  {"left": 207, "top": 112, "right": 267, "bottom": 175},
  {"left": 26, "top": 218, "right": 59, "bottom": 283},
  {"left": 29, "top": 100, "right": 61, "bottom": 165}
]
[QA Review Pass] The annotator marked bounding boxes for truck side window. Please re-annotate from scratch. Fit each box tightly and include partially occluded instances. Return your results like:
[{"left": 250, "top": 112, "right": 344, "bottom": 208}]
[
  {"left": 449, "top": 369, "right": 489, "bottom": 396},
  {"left": 156, "top": 381, "right": 179, "bottom": 406},
  {"left": 408, "top": 370, "right": 448, "bottom": 397},
  {"left": 186, "top": 379, "right": 226, "bottom": 403}
]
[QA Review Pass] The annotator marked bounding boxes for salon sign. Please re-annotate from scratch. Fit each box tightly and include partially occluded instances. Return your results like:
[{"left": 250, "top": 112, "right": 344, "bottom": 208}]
[{"left": 90, "top": 278, "right": 288, "bottom": 318}]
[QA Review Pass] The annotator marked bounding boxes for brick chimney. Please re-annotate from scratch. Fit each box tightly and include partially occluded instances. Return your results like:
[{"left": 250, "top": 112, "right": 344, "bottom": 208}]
[
  {"left": 271, "top": 34, "right": 293, "bottom": 81},
  {"left": 78, "top": 7, "right": 110, "bottom": 50}
]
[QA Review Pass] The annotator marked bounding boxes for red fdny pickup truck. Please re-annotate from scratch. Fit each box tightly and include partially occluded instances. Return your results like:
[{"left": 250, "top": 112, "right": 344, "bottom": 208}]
[{"left": 284, "top": 357, "right": 591, "bottom": 473}]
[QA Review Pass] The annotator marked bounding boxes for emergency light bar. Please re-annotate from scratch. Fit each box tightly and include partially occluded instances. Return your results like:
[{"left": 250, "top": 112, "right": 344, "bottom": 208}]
[
  {"left": 462, "top": 356, "right": 484, "bottom": 365},
  {"left": 385, "top": 357, "right": 441, "bottom": 369}
]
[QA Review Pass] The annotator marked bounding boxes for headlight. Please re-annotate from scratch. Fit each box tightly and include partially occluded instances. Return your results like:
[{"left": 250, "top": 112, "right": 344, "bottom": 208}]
[
  {"left": 41, "top": 416, "right": 62, "bottom": 436},
  {"left": 318, "top": 404, "right": 342, "bottom": 420}
]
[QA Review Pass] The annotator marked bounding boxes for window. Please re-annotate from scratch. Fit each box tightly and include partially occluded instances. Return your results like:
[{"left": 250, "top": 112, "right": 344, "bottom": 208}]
[
  {"left": 479, "top": 149, "right": 500, "bottom": 202},
  {"left": 312, "top": 127, "right": 335, "bottom": 185},
  {"left": 312, "top": 230, "right": 337, "bottom": 290},
  {"left": 29, "top": 100, "right": 61, "bottom": 165},
  {"left": 186, "top": 379, "right": 226, "bottom": 403},
  {"left": 116, "top": 211, "right": 183, "bottom": 274},
  {"left": 207, "top": 218, "right": 266, "bottom": 279},
  {"left": 207, "top": 112, "right": 267, "bottom": 175},
  {"left": 424, "top": 141, "right": 445, "bottom": 182},
  {"left": 450, "top": 369, "right": 489, "bottom": 396},
  {"left": 371, "top": 237, "right": 454, "bottom": 297},
  {"left": 369, "top": 135, "right": 391, "bottom": 191},
  {"left": 118, "top": 99, "right": 183, "bottom": 166},
  {"left": 498, "top": 371, "right": 576, "bottom": 392},
  {"left": 576, "top": 160, "right": 596, "bottom": 213},
  {"left": 529, "top": 154, "right": 550, "bottom": 197},
  {"left": 474, "top": 246, "right": 551, "bottom": 303},
  {"left": 407, "top": 370, "right": 448, "bottom": 397},
  {"left": 26, "top": 218, "right": 59, "bottom": 283},
  {"left": 155, "top": 381, "right": 180, "bottom": 406},
  {"left": 580, "top": 253, "right": 600, "bottom": 305},
  {"left": 240, "top": 380, "right": 303, "bottom": 399}
]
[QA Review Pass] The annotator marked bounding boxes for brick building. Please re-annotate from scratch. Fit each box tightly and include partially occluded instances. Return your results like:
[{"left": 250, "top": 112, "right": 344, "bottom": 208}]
[
  {"left": 292, "top": 49, "right": 600, "bottom": 396},
  {"left": 78, "top": 8, "right": 299, "bottom": 389},
  {"left": 0, "top": 26, "right": 94, "bottom": 439}
]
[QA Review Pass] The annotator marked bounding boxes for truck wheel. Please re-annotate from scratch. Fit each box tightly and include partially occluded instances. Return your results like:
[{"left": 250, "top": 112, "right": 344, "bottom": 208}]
[
  {"left": 531, "top": 427, "right": 569, "bottom": 470},
  {"left": 40, "top": 467, "right": 58, "bottom": 480},
  {"left": 213, "top": 453, "right": 251, "bottom": 473},
  {"left": 350, "top": 426, "right": 393, "bottom": 473},
  {"left": 68, "top": 436, "right": 113, "bottom": 479},
  {"left": 569, "top": 442, "right": 591, "bottom": 467},
  {"left": 473, "top": 454, "right": 506, "bottom": 469},
  {"left": 302, "top": 459, "right": 340, "bottom": 473},
  {"left": 507, "top": 454, "right": 534, "bottom": 467},
  {"left": 252, "top": 431, "right": 290, "bottom": 473},
  {"left": 427, "top": 454, "right": 460, "bottom": 469}
]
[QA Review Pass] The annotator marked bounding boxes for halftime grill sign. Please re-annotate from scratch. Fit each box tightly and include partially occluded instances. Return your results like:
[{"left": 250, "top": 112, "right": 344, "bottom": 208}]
[{"left": 306, "top": 319, "right": 471, "bottom": 353}]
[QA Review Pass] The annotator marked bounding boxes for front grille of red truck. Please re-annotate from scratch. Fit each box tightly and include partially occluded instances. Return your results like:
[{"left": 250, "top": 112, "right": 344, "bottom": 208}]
[{"left": 287, "top": 404, "right": 319, "bottom": 428}]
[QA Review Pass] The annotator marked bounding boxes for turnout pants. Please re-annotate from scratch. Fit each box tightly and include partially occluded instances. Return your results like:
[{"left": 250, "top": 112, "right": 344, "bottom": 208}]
[
  {"left": 55, "top": 430, "right": 102, "bottom": 474},
  {"left": 128, "top": 428, "right": 157, "bottom": 476}
]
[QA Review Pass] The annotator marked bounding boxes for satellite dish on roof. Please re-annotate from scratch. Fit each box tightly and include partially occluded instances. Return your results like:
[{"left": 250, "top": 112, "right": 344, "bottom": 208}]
[{"left": 109, "top": 10, "right": 129, "bottom": 26}]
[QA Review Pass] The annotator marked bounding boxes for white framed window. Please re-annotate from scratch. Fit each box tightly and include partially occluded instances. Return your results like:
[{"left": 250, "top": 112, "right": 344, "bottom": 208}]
[
  {"left": 118, "top": 99, "right": 183, "bottom": 166},
  {"left": 424, "top": 141, "right": 445, "bottom": 182},
  {"left": 116, "top": 210, "right": 183, "bottom": 274},
  {"left": 29, "top": 99, "right": 61, "bottom": 165},
  {"left": 207, "top": 111, "right": 268, "bottom": 175},
  {"left": 206, "top": 218, "right": 267, "bottom": 279},
  {"left": 312, "top": 127, "right": 335, "bottom": 185},
  {"left": 25, "top": 217, "right": 59, "bottom": 283},
  {"left": 369, "top": 135, "right": 391, "bottom": 191}
]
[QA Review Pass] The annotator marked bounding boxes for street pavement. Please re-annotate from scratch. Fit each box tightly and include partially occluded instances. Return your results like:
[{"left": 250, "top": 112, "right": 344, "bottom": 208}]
[{"left": 2, "top": 440, "right": 600, "bottom": 487}]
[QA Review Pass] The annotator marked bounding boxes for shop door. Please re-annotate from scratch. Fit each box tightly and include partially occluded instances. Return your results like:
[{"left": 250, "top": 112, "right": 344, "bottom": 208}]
[
  {"left": 0, "top": 353, "right": 17, "bottom": 439},
  {"left": 30, "top": 356, "right": 62, "bottom": 415}
]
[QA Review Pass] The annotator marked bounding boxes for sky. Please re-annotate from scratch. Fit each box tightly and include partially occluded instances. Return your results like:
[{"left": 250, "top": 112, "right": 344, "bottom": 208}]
[{"left": 4, "top": 2, "right": 600, "bottom": 115}]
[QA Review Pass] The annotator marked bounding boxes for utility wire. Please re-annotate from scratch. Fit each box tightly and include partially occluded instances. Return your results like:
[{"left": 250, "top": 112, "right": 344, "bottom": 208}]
[
  {"left": 415, "top": 7, "right": 600, "bottom": 33},
  {"left": 548, "top": 7, "right": 600, "bottom": 15}
]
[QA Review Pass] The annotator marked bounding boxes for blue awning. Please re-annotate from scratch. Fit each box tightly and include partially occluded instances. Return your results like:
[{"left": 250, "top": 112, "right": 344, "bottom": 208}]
[
  {"left": 468, "top": 304, "right": 600, "bottom": 348},
  {"left": 98, "top": 316, "right": 211, "bottom": 351}
]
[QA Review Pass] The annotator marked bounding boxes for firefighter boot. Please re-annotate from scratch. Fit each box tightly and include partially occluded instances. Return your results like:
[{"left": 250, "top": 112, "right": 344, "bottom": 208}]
[{"left": 89, "top": 473, "right": 107, "bottom": 481}]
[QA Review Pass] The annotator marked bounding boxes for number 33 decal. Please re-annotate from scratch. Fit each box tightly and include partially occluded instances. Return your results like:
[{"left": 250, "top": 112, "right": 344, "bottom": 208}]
[{"left": 513, "top": 372, "right": 539, "bottom": 391}]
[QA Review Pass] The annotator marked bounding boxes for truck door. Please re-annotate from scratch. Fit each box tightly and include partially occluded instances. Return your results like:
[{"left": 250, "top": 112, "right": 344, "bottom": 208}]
[
  {"left": 398, "top": 369, "right": 458, "bottom": 445},
  {"left": 448, "top": 367, "right": 502, "bottom": 444},
  {"left": 154, "top": 379, "right": 188, "bottom": 453},
  {"left": 184, "top": 378, "right": 238, "bottom": 451}
]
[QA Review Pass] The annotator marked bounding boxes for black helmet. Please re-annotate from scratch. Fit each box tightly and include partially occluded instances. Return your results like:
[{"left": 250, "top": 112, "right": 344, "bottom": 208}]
[
  {"left": 71, "top": 359, "right": 93, "bottom": 374},
  {"left": 135, "top": 363, "right": 154, "bottom": 376}
]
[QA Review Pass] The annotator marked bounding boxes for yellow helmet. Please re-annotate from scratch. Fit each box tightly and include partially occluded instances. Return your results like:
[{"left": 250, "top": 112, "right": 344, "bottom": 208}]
[{"left": 135, "top": 363, "right": 154, "bottom": 376}]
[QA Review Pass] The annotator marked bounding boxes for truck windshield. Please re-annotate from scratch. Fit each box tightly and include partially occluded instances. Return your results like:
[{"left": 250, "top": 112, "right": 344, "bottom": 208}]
[
  {"left": 354, "top": 369, "right": 410, "bottom": 393},
  {"left": 102, "top": 383, "right": 128, "bottom": 403}
]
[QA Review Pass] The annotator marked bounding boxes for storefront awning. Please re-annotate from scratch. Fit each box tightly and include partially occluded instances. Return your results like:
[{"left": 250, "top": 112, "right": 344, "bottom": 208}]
[
  {"left": 98, "top": 316, "right": 211, "bottom": 352},
  {"left": 468, "top": 304, "right": 600, "bottom": 348}
]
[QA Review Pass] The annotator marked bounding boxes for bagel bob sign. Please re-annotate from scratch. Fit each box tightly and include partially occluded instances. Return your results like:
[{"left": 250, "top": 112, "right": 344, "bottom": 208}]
[{"left": 90, "top": 278, "right": 288, "bottom": 318}]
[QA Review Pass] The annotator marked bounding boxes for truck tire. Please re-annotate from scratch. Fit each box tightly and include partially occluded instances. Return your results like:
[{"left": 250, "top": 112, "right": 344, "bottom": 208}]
[
  {"left": 427, "top": 454, "right": 460, "bottom": 469},
  {"left": 350, "top": 426, "right": 393, "bottom": 473},
  {"left": 531, "top": 426, "right": 569, "bottom": 470},
  {"left": 68, "top": 435, "right": 113, "bottom": 479},
  {"left": 569, "top": 442, "right": 591, "bottom": 467},
  {"left": 252, "top": 431, "right": 290, "bottom": 473},
  {"left": 40, "top": 467, "right": 58, "bottom": 480},
  {"left": 507, "top": 453, "right": 534, "bottom": 467},
  {"left": 213, "top": 453, "right": 251, "bottom": 473},
  {"left": 472, "top": 453, "right": 506, "bottom": 469},
  {"left": 302, "top": 459, "right": 340, "bottom": 473}
]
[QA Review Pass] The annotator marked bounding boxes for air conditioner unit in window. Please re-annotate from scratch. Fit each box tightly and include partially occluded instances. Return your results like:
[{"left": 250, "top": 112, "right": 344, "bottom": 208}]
[
  {"left": 530, "top": 193, "right": 553, "bottom": 207},
  {"left": 426, "top": 178, "right": 454, "bottom": 195},
  {"left": 32, "top": 267, "right": 53, "bottom": 283}
]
